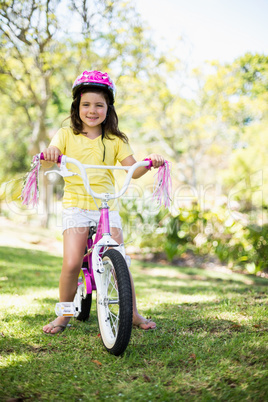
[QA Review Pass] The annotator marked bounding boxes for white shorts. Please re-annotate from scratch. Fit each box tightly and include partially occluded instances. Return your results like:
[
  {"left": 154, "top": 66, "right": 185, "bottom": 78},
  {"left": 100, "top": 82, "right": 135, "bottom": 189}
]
[{"left": 62, "top": 207, "right": 122, "bottom": 233}]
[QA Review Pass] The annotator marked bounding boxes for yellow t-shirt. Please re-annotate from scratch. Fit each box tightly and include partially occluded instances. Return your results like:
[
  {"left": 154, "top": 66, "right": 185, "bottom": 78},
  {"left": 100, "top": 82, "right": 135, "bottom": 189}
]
[{"left": 50, "top": 127, "right": 133, "bottom": 210}]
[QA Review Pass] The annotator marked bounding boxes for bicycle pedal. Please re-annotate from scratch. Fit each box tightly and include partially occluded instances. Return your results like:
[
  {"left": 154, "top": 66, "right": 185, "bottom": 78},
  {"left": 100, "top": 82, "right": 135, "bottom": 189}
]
[{"left": 55, "top": 302, "right": 77, "bottom": 317}]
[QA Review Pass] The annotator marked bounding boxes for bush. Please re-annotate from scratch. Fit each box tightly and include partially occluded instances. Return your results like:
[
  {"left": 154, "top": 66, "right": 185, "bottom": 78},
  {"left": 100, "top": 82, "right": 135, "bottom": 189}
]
[{"left": 120, "top": 198, "right": 267, "bottom": 274}]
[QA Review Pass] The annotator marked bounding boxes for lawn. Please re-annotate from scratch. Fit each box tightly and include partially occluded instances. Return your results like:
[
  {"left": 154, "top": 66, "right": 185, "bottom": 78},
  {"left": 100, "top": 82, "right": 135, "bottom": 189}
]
[{"left": 0, "top": 245, "right": 267, "bottom": 401}]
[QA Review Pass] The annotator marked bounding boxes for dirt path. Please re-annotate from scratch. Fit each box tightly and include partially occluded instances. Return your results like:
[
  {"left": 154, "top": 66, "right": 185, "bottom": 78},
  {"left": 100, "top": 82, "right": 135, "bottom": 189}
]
[{"left": 0, "top": 216, "right": 63, "bottom": 256}]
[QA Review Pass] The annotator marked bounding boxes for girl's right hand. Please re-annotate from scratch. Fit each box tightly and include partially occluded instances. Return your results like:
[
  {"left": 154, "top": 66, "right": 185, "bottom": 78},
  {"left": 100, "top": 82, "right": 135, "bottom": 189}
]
[{"left": 42, "top": 146, "right": 61, "bottom": 163}]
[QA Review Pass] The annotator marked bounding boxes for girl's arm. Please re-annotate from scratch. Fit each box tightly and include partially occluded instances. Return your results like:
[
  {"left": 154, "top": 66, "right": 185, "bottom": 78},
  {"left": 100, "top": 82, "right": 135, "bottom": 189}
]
[{"left": 121, "top": 154, "right": 165, "bottom": 179}]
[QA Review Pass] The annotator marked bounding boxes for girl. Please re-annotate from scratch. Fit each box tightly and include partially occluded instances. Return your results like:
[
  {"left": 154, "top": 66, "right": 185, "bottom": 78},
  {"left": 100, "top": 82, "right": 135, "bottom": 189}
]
[{"left": 42, "top": 70, "right": 164, "bottom": 334}]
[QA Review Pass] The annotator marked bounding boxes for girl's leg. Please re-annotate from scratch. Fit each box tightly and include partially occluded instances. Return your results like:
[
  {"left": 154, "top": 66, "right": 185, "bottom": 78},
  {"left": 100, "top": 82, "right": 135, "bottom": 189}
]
[
  {"left": 43, "top": 227, "right": 89, "bottom": 334},
  {"left": 111, "top": 227, "right": 156, "bottom": 330}
]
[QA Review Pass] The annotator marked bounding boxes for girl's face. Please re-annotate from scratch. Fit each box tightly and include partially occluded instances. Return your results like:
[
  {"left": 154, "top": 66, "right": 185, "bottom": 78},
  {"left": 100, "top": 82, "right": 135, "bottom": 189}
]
[{"left": 79, "top": 91, "right": 108, "bottom": 132}]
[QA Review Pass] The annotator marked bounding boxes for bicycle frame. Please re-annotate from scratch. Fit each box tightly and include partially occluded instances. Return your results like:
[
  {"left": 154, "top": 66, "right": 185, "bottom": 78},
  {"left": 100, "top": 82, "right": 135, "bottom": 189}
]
[{"left": 80, "top": 202, "right": 121, "bottom": 298}]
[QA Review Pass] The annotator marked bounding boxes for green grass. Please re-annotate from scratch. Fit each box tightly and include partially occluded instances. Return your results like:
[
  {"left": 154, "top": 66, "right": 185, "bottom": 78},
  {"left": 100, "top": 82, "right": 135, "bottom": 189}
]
[{"left": 0, "top": 245, "right": 267, "bottom": 401}]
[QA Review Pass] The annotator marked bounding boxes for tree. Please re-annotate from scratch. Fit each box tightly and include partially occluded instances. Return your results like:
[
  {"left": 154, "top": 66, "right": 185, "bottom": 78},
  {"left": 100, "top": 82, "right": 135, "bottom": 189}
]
[
  {"left": 203, "top": 54, "right": 268, "bottom": 209},
  {"left": 0, "top": 0, "right": 168, "bottom": 224},
  {"left": 0, "top": 0, "right": 64, "bottom": 154},
  {"left": 126, "top": 63, "right": 232, "bottom": 188},
  {"left": 137, "top": 53, "right": 268, "bottom": 190}
]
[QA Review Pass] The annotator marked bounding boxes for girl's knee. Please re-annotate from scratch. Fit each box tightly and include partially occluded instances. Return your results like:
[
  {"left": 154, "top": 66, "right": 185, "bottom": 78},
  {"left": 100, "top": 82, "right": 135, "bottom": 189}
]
[
  {"left": 111, "top": 227, "right": 123, "bottom": 243},
  {"left": 62, "top": 258, "right": 82, "bottom": 276}
]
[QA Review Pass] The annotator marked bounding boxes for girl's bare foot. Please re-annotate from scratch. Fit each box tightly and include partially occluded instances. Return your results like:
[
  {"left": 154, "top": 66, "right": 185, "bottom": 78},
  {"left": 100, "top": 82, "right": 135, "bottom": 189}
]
[
  {"left": 43, "top": 317, "right": 71, "bottom": 335},
  {"left": 132, "top": 313, "right": 156, "bottom": 330}
]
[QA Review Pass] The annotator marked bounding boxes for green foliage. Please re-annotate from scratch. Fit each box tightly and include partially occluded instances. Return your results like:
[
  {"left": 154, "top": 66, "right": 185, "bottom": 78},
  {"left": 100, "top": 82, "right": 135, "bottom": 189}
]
[
  {"left": 120, "top": 199, "right": 268, "bottom": 274},
  {"left": 0, "top": 95, "right": 31, "bottom": 181},
  {"left": 220, "top": 119, "right": 268, "bottom": 210},
  {"left": 209, "top": 221, "right": 268, "bottom": 275},
  {"left": 235, "top": 53, "right": 268, "bottom": 99}
]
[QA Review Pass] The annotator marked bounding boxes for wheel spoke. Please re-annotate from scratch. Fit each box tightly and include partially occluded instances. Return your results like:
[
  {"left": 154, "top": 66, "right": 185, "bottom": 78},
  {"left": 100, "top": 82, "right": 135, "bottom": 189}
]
[
  {"left": 108, "top": 310, "right": 119, "bottom": 336},
  {"left": 105, "top": 264, "right": 119, "bottom": 336},
  {"left": 107, "top": 268, "right": 118, "bottom": 297}
]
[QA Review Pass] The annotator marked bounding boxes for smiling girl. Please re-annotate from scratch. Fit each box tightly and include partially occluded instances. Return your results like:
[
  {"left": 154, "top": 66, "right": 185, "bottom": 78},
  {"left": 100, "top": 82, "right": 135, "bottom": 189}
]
[{"left": 42, "top": 70, "right": 164, "bottom": 334}]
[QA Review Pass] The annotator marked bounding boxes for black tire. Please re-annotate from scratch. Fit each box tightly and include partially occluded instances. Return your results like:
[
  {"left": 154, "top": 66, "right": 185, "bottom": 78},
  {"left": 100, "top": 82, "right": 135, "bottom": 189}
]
[
  {"left": 76, "top": 293, "right": 92, "bottom": 321},
  {"left": 75, "top": 263, "right": 92, "bottom": 322},
  {"left": 97, "top": 249, "right": 133, "bottom": 356}
]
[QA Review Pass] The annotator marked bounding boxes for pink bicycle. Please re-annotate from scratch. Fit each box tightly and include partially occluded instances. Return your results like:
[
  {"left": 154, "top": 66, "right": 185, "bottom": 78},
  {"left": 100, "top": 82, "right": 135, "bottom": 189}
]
[
  {"left": 42, "top": 154, "right": 154, "bottom": 355},
  {"left": 22, "top": 152, "right": 170, "bottom": 355}
]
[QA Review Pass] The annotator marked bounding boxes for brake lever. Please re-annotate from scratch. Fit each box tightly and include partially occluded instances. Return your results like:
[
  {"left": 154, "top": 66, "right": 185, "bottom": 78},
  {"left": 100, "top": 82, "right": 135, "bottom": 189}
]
[
  {"left": 44, "top": 165, "right": 78, "bottom": 178},
  {"left": 42, "top": 153, "right": 78, "bottom": 178}
]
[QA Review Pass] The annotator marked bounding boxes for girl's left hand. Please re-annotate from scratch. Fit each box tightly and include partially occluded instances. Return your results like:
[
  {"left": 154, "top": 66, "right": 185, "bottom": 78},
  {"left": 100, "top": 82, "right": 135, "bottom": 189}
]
[{"left": 146, "top": 154, "right": 165, "bottom": 169}]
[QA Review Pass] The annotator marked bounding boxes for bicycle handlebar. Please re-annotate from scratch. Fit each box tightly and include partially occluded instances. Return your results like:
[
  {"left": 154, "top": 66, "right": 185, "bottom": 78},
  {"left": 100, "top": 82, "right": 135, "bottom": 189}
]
[
  {"left": 40, "top": 152, "right": 62, "bottom": 164},
  {"left": 42, "top": 153, "right": 154, "bottom": 201}
]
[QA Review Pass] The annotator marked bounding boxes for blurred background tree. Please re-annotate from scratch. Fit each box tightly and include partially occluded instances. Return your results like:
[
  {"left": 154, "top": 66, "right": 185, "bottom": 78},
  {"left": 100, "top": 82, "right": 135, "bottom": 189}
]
[{"left": 0, "top": 0, "right": 167, "bottom": 223}]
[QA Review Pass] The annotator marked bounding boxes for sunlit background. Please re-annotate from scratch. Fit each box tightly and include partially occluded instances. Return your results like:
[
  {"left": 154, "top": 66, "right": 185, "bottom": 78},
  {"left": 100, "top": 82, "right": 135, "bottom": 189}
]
[
  {"left": 1, "top": 0, "right": 268, "bottom": 275},
  {"left": 136, "top": 0, "right": 268, "bottom": 65}
]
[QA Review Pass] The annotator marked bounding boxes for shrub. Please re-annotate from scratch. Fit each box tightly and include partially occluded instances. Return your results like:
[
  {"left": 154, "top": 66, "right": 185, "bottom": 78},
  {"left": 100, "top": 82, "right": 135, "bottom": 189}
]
[{"left": 120, "top": 198, "right": 267, "bottom": 274}]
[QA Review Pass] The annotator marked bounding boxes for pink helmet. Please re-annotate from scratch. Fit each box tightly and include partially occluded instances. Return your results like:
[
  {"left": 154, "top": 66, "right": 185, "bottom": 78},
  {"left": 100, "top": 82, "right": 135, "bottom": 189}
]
[{"left": 72, "top": 70, "right": 116, "bottom": 103}]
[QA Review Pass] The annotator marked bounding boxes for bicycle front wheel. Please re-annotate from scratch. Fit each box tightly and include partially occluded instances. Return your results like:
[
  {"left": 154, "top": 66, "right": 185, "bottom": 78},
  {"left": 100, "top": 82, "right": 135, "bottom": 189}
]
[{"left": 97, "top": 249, "right": 133, "bottom": 356}]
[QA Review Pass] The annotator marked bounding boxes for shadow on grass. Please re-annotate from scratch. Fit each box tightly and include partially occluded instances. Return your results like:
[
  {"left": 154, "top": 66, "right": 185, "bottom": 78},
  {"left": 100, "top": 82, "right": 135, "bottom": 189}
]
[
  {"left": 1, "top": 245, "right": 267, "bottom": 301},
  {"left": 137, "top": 260, "right": 268, "bottom": 285},
  {"left": 132, "top": 261, "right": 268, "bottom": 298}
]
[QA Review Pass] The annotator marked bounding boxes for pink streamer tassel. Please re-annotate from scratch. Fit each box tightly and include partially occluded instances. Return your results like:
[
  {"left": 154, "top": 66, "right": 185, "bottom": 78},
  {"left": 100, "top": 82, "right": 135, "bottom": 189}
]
[
  {"left": 21, "top": 155, "right": 41, "bottom": 207},
  {"left": 152, "top": 161, "right": 172, "bottom": 209}
]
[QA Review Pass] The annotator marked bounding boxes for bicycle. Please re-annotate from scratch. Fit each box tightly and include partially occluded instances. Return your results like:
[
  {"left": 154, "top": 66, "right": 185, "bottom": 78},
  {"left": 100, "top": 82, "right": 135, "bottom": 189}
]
[
  {"left": 21, "top": 152, "right": 170, "bottom": 354},
  {"left": 40, "top": 153, "right": 154, "bottom": 356}
]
